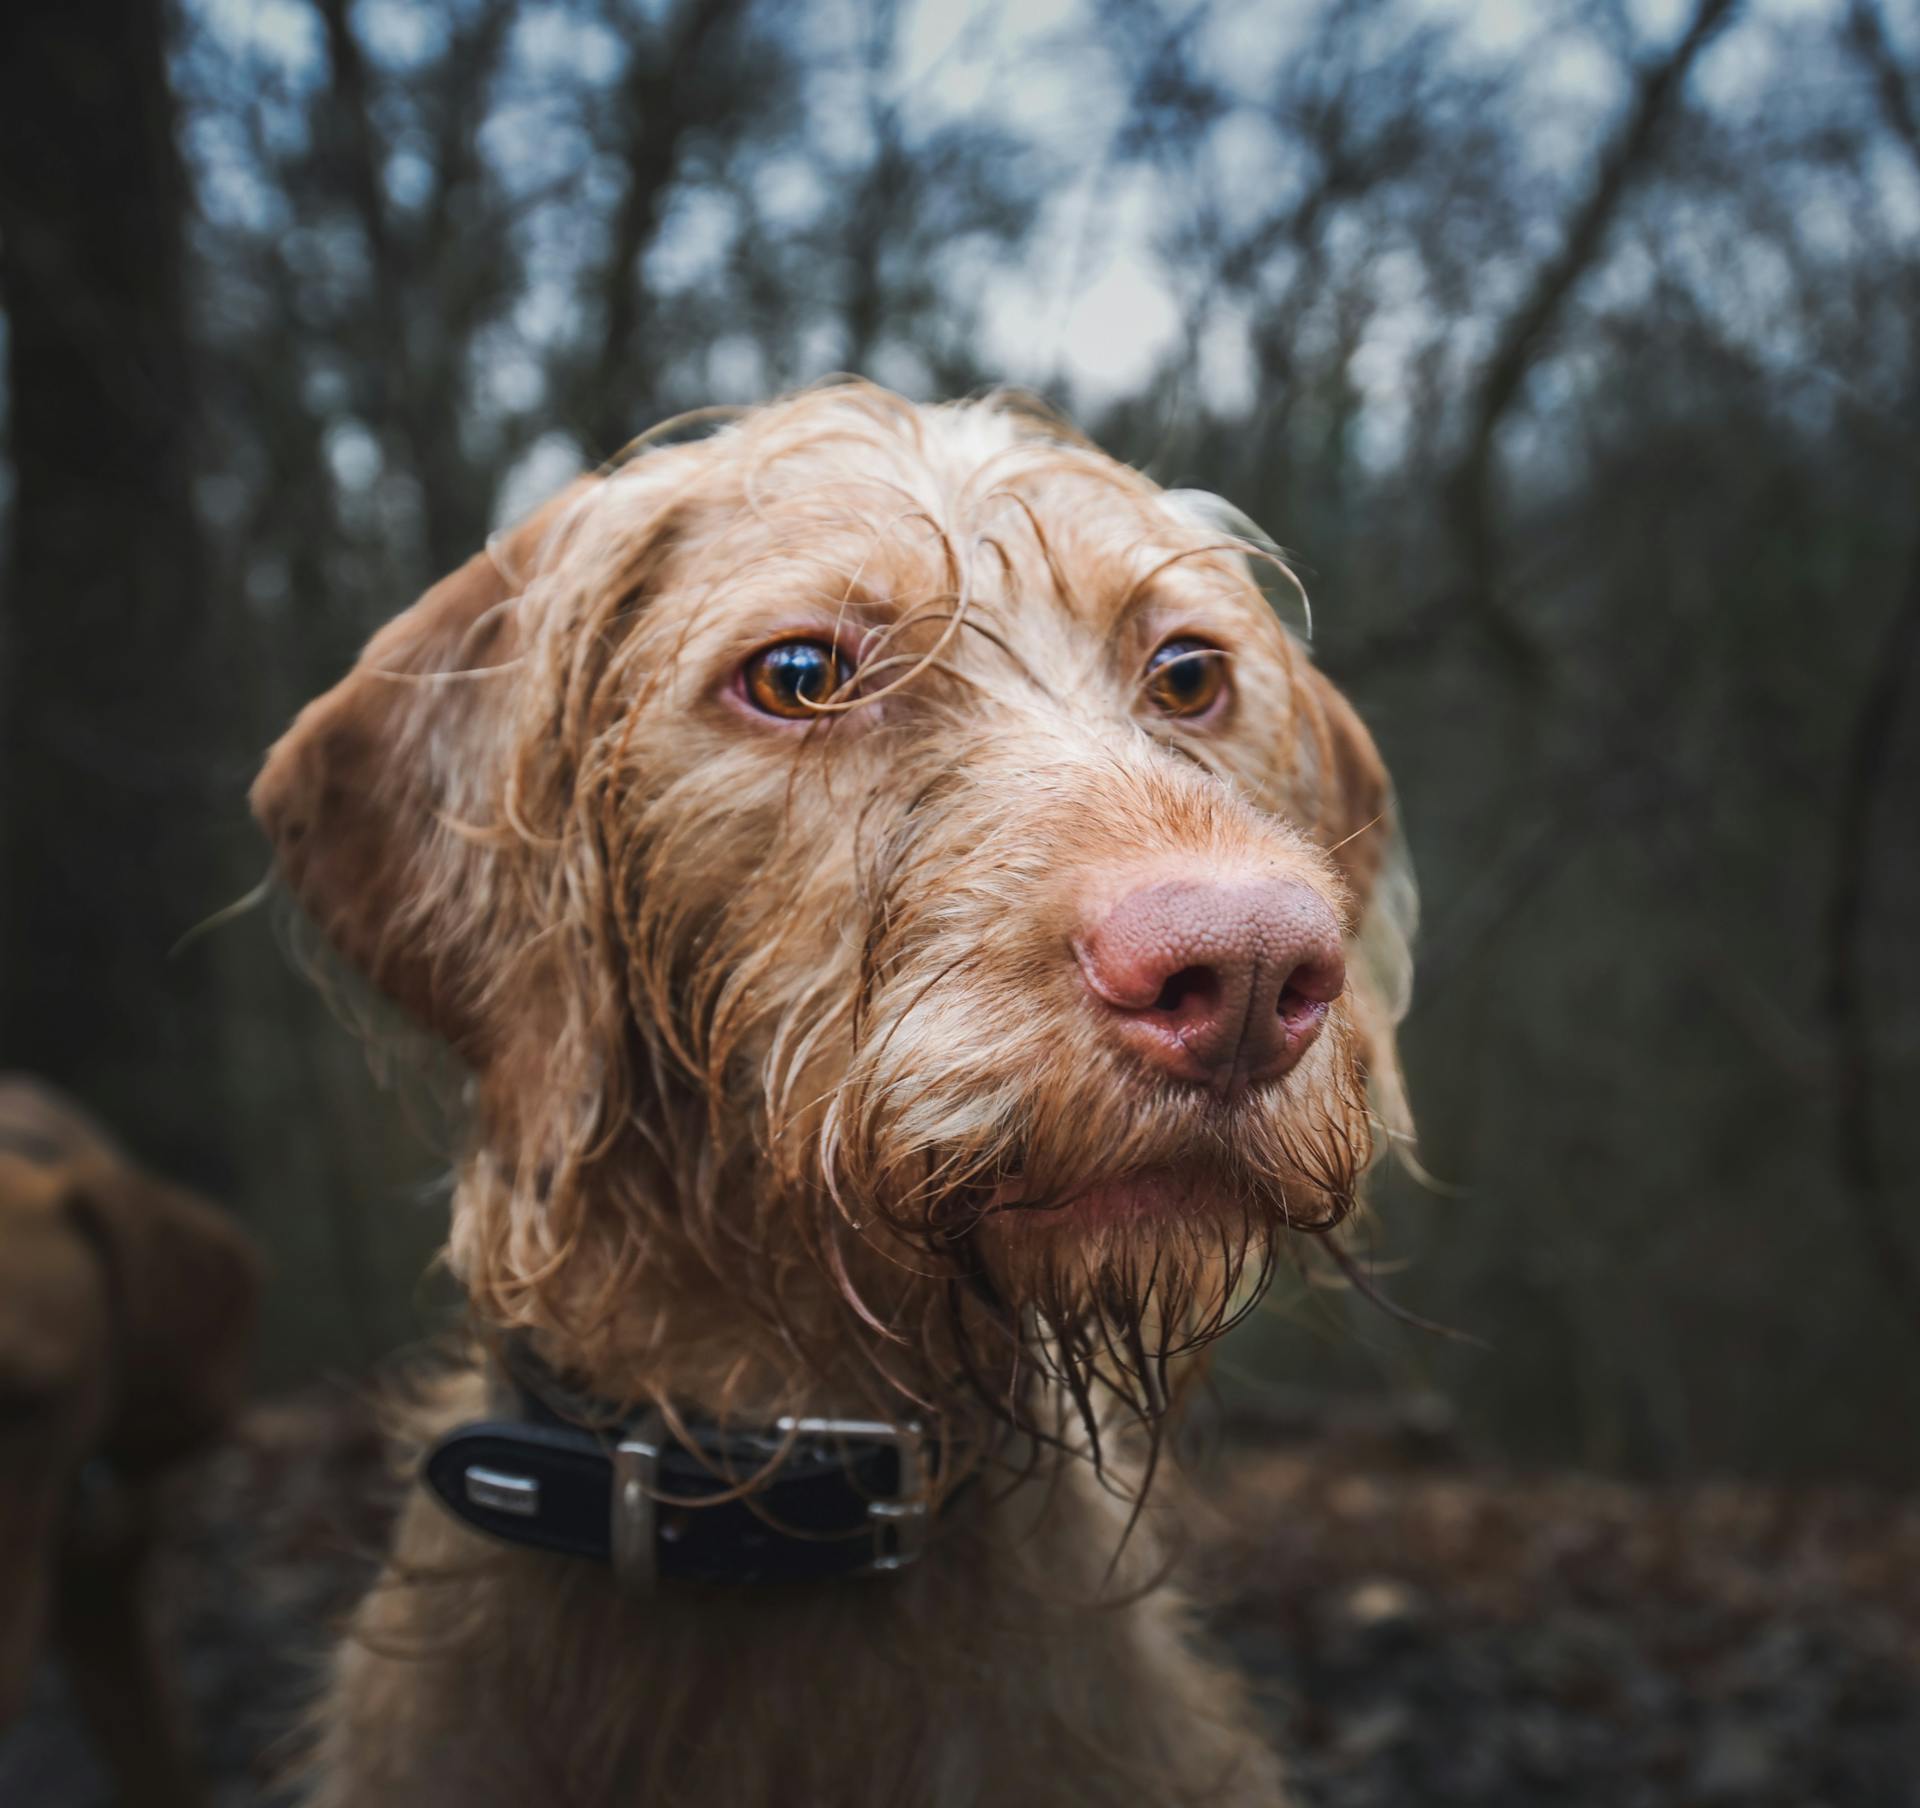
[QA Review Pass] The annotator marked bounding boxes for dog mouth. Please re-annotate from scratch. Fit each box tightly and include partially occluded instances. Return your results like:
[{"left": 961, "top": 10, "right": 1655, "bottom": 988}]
[{"left": 979, "top": 1167, "right": 1223, "bottom": 1230}]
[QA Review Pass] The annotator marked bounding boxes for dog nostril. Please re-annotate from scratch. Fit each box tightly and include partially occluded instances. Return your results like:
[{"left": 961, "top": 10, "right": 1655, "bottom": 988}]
[
  {"left": 1281, "top": 950, "right": 1346, "bottom": 1012},
  {"left": 1276, "top": 983, "right": 1322, "bottom": 1028},
  {"left": 1152, "top": 966, "right": 1217, "bottom": 1014}
]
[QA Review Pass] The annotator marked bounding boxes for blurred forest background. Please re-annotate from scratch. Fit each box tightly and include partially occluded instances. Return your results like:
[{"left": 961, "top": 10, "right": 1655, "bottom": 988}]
[{"left": 1, "top": 0, "right": 1916, "bottom": 1485}]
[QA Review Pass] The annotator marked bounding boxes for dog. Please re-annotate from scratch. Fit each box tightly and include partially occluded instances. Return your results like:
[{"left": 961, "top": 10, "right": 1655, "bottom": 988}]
[
  {"left": 0, "top": 1075, "right": 261, "bottom": 1808},
  {"left": 253, "top": 382, "right": 1414, "bottom": 1806}
]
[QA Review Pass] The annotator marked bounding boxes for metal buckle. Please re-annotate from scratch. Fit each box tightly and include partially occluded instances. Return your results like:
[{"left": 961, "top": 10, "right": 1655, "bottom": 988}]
[
  {"left": 777, "top": 1415, "right": 929, "bottom": 1575},
  {"left": 611, "top": 1407, "right": 667, "bottom": 1594}
]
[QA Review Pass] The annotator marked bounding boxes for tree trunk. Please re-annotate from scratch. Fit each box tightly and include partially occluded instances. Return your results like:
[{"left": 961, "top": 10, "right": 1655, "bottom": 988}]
[{"left": 0, "top": 0, "right": 235, "bottom": 1188}]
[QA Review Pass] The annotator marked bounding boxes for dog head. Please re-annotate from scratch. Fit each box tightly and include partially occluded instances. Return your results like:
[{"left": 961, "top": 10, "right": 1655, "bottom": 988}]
[
  {"left": 255, "top": 384, "right": 1413, "bottom": 1439},
  {"left": 0, "top": 1078, "right": 260, "bottom": 1722}
]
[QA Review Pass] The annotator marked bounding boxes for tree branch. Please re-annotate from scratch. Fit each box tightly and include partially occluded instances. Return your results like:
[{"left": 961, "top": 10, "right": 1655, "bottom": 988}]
[
  {"left": 1825, "top": 0, "right": 1920, "bottom": 1345},
  {"left": 583, "top": 0, "right": 751, "bottom": 454},
  {"left": 1847, "top": 0, "right": 1920, "bottom": 167},
  {"left": 1343, "top": 0, "right": 1740, "bottom": 685}
]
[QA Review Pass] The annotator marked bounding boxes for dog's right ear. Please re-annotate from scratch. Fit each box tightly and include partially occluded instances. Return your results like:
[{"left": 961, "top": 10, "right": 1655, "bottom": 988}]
[{"left": 252, "top": 483, "right": 596, "bottom": 1058}]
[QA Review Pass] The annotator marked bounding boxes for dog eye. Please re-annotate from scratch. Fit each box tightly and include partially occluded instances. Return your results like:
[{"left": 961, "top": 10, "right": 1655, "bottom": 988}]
[
  {"left": 1142, "top": 639, "right": 1227, "bottom": 718},
  {"left": 742, "top": 640, "right": 853, "bottom": 719}
]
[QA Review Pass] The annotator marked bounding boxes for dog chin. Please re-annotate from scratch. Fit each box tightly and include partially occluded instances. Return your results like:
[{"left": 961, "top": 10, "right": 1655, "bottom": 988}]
[{"left": 982, "top": 1167, "right": 1247, "bottom": 1231}]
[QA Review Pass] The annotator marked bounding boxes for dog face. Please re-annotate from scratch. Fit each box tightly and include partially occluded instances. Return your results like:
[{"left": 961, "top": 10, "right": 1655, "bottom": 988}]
[{"left": 255, "top": 385, "right": 1412, "bottom": 1429}]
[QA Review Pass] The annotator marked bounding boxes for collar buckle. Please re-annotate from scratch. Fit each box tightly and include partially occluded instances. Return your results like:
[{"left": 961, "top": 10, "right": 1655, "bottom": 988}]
[
  {"left": 607, "top": 1411, "right": 929, "bottom": 1592},
  {"left": 775, "top": 1416, "right": 929, "bottom": 1575}
]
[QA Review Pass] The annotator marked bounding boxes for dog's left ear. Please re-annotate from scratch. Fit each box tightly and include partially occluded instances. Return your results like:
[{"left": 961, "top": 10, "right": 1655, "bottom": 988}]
[
  {"left": 252, "top": 481, "right": 597, "bottom": 1058},
  {"left": 62, "top": 1166, "right": 262, "bottom": 1474},
  {"left": 1292, "top": 660, "right": 1416, "bottom": 1136},
  {"left": 1295, "top": 661, "right": 1393, "bottom": 914}
]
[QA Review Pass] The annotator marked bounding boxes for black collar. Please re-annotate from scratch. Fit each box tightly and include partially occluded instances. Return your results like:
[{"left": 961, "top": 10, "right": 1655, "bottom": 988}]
[{"left": 421, "top": 1354, "right": 934, "bottom": 1590}]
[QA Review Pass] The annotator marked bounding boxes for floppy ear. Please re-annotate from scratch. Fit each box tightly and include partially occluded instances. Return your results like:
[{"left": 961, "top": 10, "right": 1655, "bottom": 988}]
[
  {"left": 1296, "top": 660, "right": 1393, "bottom": 913},
  {"left": 63, "top": 1164, "right": 262, "bottom": 1475},
  {"left": 1294, "top": 663, "right": 1416, "bottom": 1137},
  {"left": 251, "top": 482, "right": 595, "bottom": 1057}
]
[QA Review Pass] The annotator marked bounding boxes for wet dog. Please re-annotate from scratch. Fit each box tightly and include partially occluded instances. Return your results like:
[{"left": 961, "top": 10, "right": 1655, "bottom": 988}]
[{"left": 255, "top": 383, "right": 1413, "bottom": 1805}]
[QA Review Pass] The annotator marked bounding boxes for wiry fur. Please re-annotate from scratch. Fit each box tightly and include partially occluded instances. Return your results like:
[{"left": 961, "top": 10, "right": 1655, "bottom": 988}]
[{"left": 253, "top": 382, "right": 1415, "bottom": 1806}]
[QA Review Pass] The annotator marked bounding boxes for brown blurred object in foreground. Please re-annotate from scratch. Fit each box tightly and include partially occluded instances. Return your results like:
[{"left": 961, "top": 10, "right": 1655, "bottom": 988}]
[{"left": 0, "top": 1076, "right": 261, "bottom": 1808}]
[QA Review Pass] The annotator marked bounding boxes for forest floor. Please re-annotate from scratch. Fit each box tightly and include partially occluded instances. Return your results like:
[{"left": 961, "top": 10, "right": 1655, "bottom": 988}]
[{"left": 2, "top": 1385, "right": 1916, "bottom": 1806}]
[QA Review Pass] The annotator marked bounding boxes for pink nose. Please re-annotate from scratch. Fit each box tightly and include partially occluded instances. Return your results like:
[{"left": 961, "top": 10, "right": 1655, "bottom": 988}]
[{"left": 1074, "top": 878, "right": 1346, "bottom": 1093}]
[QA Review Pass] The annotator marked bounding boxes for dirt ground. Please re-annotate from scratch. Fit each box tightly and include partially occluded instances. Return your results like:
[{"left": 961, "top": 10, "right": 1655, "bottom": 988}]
[
  {"left": 3, "top": 1387, "right": 1916, "bottom": 1806},
  {"left": 1199, "top": 1437, "right": 1920, "bottom": 1806}
]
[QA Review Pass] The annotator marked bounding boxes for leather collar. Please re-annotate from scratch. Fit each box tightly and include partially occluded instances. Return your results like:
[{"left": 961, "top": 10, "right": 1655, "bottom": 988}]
[{"left": 421, "top": 1350, "right": 934, "bottom": 1590}]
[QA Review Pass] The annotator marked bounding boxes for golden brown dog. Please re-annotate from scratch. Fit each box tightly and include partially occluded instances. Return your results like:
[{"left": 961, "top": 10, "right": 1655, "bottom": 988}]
[
  {"left": 0, "top": 1076, "right": 260, "bottom": 1808},
  {"left": 254, "top": 383, "right": 1414, "bottom": 1806}
]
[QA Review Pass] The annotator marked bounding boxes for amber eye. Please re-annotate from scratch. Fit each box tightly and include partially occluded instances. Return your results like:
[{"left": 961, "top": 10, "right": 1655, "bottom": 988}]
[
  {"left": 1142, "top": 638, "right": 1227, "bottom": 718},
  {"left": 741, "top": 639, "right": 853, "bottom": 719}
]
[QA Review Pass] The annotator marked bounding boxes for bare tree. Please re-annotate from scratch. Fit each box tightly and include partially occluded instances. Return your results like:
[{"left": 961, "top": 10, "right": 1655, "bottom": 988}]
[
  {"left": 0, "top": 0, "right": 237, "bottom": 1187},
  {"left": 1825, "top": 0, "right": 1920, "bottom": 1344}
]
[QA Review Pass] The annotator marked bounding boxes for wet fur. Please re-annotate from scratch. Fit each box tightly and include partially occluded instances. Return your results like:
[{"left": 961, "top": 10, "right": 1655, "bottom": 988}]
[{"left": 255, "top": 383, "right": 1415, "bottom": 1806}]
